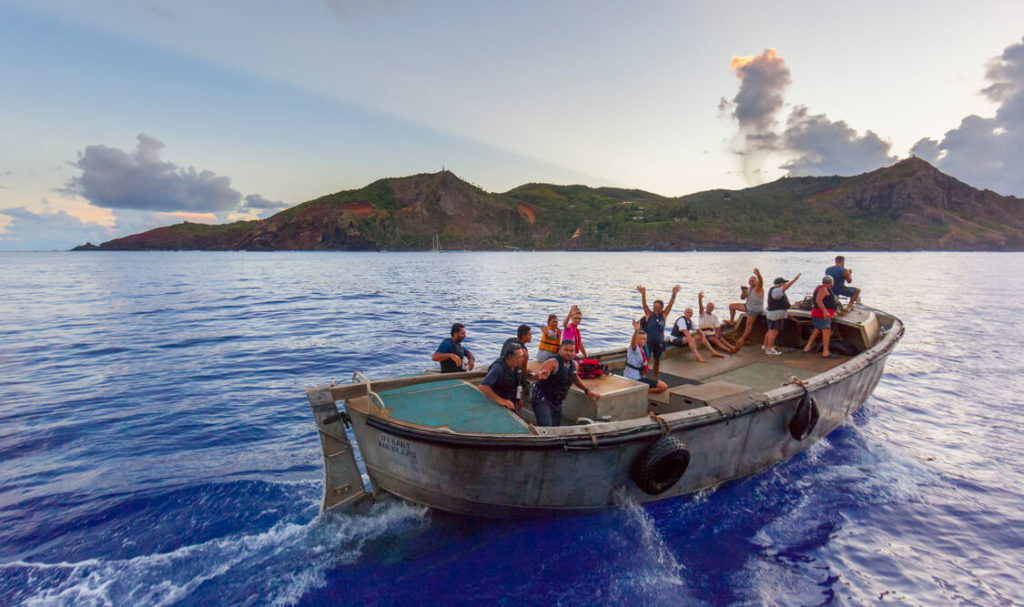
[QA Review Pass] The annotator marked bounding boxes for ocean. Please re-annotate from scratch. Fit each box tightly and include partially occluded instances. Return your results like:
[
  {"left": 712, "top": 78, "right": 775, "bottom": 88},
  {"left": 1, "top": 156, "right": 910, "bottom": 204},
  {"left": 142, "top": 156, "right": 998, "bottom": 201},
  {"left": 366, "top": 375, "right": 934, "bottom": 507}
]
[{"left": 1, "top": 251, "right": 1021, "bottom": 606}]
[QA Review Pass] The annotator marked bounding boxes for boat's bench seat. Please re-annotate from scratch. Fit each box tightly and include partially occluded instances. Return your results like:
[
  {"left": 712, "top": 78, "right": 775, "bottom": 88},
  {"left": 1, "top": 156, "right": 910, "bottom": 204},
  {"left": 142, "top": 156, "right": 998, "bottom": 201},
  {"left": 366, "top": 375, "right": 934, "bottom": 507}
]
[{"left": 377, "top": 380, "right": 531, "bottom": 435}]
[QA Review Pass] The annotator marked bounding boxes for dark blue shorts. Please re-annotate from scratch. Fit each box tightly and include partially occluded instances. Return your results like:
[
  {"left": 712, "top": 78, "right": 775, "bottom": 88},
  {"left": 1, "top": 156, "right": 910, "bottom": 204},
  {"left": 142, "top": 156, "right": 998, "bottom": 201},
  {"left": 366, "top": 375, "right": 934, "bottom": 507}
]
[
  {"left": 648, "top": 340, "right": 665, "bottom": 360},
  {"left": 812, "top": 316, "right": 832, "bottom": 330},
  {"left": 832, "top": 285, "right": 858, "bottom": 297}
]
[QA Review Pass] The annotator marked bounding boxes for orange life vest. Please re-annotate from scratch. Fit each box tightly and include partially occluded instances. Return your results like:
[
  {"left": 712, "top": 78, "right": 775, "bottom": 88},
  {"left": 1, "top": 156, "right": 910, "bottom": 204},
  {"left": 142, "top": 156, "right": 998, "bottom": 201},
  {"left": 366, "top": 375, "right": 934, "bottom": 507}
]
[{"left": 538, "top": 327, "right": 561, "bottom": 352}]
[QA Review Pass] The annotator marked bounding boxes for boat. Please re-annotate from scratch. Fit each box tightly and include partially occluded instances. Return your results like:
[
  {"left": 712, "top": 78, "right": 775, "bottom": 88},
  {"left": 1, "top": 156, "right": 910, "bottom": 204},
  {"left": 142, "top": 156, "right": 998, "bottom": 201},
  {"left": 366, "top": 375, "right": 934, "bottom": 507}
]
[{"left": 306, "top": 305, "right": 903, "bottom": 518}]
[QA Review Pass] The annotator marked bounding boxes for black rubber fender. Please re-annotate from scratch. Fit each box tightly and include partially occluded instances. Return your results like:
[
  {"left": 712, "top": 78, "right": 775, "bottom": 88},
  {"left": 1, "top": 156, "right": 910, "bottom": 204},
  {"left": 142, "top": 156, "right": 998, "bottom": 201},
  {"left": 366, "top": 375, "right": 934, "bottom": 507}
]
[
  {"left": 631, "top": 436, "right": 691, "bottom": 495},
  {"left": 789, "top": 389, "right": 820, "bottom": 441}
]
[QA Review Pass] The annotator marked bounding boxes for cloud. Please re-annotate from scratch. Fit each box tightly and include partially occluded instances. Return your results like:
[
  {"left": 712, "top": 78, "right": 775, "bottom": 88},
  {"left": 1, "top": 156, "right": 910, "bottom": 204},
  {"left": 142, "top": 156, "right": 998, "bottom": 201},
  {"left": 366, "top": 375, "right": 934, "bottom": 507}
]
[
  {"left": 723, "top": 49, "right": 791, "bottom": 135},
  {"left": 722, "top": 48, "right": 896, "bottom": 180},
  {"left": 779, "top": 106, "right": 897, "bottom": 176},
  {"left": 241, "top": 193, "right": 289, "bottom": 217},
  {"left": 63, "top": 133, "right": 243, "bottom": 217},
  {"left": 911, "top": 37, "right": 1024, "bottom": 196},
  {"left": 0, "top": 206, "right": 114, "bottom": 250},
  {"left": 720, "top": 49, "right": 789, "bottom": 179}
]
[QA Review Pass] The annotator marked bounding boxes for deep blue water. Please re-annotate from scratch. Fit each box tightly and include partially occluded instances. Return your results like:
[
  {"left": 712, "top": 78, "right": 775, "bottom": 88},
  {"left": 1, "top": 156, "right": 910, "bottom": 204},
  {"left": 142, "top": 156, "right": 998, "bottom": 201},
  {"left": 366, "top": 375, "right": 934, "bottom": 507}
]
[{"left": 1, "top": 251, "right": 1022, "bottom": 606}]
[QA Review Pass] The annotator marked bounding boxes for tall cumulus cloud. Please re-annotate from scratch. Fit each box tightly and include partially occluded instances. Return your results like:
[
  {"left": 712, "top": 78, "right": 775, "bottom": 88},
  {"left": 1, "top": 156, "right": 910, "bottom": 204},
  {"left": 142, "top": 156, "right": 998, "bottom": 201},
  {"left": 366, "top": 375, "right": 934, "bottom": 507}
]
[
  {"left": 911, "top": 37, "right": 1024, "bottom": 196},
  {"left": 63, "top": 134, "right": 281, "bottom": 219},
  {"left": 721, "top": 48, "right": 896, "bottom": 181}
]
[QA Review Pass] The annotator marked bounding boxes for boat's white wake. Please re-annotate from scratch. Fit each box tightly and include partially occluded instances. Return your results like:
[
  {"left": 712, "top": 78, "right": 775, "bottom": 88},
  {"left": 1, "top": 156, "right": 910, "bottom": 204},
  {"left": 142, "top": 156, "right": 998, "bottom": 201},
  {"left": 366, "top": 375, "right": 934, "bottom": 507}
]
[{"left": 2, "top": 495, "right": 427, "bottom": 607}]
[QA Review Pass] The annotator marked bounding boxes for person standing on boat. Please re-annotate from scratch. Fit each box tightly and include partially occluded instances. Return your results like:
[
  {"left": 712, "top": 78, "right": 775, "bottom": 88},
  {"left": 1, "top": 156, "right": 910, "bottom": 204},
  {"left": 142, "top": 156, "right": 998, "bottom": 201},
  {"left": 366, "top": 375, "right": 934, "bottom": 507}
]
[
  {"left": 532, "top": 339, "right": 599, "bottom": 426},
  {"left": 826, "top": 255, "right": 860, "bottom": 307},
  {"left": 670, "top": 308, "right": 724, "bottom": 362},
  {"left": 563, "top": 305, "right": 588, "bottom": 359},
  {"left": 432, "top": 323, "right": 475, "bottom": 373},
  {"left": 762, "top": 274, "right": 801, "bottom": 356},
  {"left": 731, "top": 268, "right": 765, "bottom": 349},
  {"left": 636, "top": 284, "right": 680, "bottom": 379},
  {"left": 698, "top": 292, "right": 738, "bottom": 354},
  {"left": 478, "top": 343, "right": 526, "bottom": 411},
  {"left": 536, "top": 314, "right": 562, "bottom": 362},
  {"left": 623, "top": 320, "right": 668, "bottom": 393},
  {"left": 804, "top": 275, "right": 839, "bottom": 358}
]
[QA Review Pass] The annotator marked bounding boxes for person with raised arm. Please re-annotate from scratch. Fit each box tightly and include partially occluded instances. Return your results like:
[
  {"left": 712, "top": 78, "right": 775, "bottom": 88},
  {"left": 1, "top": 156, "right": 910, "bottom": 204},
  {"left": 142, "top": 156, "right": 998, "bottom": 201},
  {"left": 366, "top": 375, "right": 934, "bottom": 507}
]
[
  {"left": 670, "top": 307, "right": 724, "bottom": 362},
  {"left": 562, "top": 305, "right": 587, "bottom": 359},
  {"left": 636, "top": 284, "right": 680, "bottom": 379},
  {"left": 532, "top": 339, "right": 599, "bottom": 426},
  {"left": 698, "top": 292, "right": 738, "bottom": 354},
  {"left": 536, "top": 314, "right": 561, "bottom": 362},
  {"left": 622, "top": 319, "right": 668, "bottom": 394},
  {"left": 731, "top": 268, "right": 765, "bottom": 349}
]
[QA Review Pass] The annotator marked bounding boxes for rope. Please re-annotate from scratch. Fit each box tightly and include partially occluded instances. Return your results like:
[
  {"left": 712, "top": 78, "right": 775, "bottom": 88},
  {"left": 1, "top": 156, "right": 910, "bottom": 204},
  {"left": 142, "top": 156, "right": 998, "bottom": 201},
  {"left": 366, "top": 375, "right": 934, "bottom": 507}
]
[{"left": 648, "top": 412, "right": 671, "bottom": 436}]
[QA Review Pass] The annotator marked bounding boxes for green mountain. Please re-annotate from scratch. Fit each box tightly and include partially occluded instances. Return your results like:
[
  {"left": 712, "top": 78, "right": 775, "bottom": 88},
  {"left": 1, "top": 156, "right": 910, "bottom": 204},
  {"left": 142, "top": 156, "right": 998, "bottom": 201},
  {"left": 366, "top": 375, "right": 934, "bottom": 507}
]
[{"left": 73, "top": 158, "right": 1024, "bottom": 251}]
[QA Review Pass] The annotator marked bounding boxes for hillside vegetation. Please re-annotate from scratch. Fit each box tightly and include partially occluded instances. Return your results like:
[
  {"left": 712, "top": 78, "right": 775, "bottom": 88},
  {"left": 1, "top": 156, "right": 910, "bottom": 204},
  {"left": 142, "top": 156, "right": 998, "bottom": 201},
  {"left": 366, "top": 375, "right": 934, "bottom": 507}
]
[{"left": 75, "top": 159, "right": 1024, "bottom": 252}]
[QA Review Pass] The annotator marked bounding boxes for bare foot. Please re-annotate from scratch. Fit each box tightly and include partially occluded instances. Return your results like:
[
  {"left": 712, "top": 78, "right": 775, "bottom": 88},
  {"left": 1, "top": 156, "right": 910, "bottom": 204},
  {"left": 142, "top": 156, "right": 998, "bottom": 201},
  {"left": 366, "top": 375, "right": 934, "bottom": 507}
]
[
  {"left": 696, "top": 357, "right": 708, "bottom": 363},
  {"left": 712, "top": 352, "right": 725, "bottom": 358}
]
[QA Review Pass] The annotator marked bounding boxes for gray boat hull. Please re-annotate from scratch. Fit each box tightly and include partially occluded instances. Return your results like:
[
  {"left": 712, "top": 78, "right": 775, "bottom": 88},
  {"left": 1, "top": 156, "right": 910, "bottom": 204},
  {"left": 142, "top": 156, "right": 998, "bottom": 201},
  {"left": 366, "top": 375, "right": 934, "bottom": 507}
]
[{"left": 308, "top": 313, "right": 900, "bottom": 517}]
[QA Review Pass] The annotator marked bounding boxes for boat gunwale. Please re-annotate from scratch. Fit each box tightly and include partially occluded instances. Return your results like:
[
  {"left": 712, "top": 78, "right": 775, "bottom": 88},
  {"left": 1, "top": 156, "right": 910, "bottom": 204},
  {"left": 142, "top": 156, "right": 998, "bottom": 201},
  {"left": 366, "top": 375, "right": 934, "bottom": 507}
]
[{"left": 340, "top": 313, "right": 904, "bottom": 450}]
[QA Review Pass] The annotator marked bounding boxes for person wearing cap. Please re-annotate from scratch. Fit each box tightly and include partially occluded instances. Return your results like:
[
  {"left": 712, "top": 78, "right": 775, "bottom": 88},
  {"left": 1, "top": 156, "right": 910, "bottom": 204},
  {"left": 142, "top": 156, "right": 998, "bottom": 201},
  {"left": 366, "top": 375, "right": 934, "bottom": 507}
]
[
  {"left": 479, "top": 342, "right": 526, "bottom": 411},
  {"left": 532, "top": 339, "right": 599, "bottom": 426},
  {"left": 763, "top": 274, "right": 801, "bottom": 355},
  {"left": 433, "top": 322, "right": 475, "bottom": 373},
  {"left": 804, "top": 275, "right": 839, "bottom": 358}
]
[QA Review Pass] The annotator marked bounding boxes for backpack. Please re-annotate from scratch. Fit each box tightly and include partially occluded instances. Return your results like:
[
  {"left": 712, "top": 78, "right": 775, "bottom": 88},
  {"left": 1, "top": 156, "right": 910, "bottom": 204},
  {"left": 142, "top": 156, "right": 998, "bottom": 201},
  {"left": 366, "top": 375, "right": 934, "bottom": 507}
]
[{"left": 577, "top": 358, "right": 605, "bottom": 379}]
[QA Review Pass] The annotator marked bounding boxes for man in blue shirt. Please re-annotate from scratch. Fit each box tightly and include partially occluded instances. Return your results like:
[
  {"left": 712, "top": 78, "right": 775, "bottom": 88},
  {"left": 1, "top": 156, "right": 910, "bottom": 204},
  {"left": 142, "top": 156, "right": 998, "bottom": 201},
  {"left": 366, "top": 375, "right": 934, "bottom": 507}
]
[
  {"left": 825, "top": 255, "right": 861, "bottom": 306},
  {"left": 432, "top": 323, "right": 475, "bottom": 373}
]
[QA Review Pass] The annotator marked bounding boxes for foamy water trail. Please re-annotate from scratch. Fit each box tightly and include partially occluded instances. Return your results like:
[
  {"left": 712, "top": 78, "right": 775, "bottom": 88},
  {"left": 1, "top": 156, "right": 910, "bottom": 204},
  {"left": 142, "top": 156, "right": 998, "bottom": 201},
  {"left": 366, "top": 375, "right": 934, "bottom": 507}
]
[
  {"left": 3, "top": 499, "right": 428, "bottom": 607},
  {"left": 604, "top": 489, "right": 705, "bottom": 604}
]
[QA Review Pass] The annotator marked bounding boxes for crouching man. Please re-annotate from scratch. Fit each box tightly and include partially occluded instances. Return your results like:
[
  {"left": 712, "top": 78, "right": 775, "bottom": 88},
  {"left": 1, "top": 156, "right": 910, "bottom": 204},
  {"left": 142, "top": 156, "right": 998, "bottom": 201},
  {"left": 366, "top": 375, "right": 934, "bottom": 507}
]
[
  {"left": 478, "top": 343, "right": 526, "bottom": 412},
  {"left": 532, "top": 339, "right": 599, "bottom": 427}
]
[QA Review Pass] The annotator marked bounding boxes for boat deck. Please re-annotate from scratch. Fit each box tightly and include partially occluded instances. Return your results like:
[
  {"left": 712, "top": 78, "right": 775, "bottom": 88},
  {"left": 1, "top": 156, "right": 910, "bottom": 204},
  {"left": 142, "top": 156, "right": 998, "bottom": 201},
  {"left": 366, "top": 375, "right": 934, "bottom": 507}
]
[{"left": 377, "top": 380, "right": 531, "bottom": 434}]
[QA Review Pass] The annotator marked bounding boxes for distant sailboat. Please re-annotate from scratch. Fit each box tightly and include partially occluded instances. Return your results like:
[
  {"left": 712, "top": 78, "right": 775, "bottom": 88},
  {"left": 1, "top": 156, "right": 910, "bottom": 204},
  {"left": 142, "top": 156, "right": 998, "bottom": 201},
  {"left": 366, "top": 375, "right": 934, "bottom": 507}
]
[{"left": 431, "top": 234, "right": 441, "bottom": 253}]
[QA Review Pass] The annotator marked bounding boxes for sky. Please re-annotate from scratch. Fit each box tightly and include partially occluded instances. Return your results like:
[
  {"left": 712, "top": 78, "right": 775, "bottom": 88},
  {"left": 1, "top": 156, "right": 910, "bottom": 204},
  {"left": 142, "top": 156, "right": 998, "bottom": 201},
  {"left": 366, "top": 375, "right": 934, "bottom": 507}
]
[{"left": 1, "top": 0, "right": 1023, "bottom": 250}]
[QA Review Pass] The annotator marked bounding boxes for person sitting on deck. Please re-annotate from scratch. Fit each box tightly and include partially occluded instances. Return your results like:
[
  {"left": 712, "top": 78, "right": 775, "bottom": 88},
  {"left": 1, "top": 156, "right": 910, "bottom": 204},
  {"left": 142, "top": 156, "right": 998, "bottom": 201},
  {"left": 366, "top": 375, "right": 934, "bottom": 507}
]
[
  {"left": 562, "top": 305, "right": 588, "bottom": 359},
  {"left": 762, "top": 274, "right": 801, "bottom": 356},
  {"left": 804, "top": 275, "right": 840, "bottom": 358},
  {"left": 730, "top": 268, "right": 765, "bottom": 349},
  {"left": 636, "top": 284, "right": 681, "bottom": 379},
  {"left": 478, "top": 343, "right": 526, "bottom": 411},
  {"left": 727, "top": 285, "right": 750, "bottom": 325},
  {"left": 623, "top": 320, "right": 668, "bottom": 394},
  {"left": 698, "top": 292, "right": 738, "bottom": 354},
  {"left": 825, "top": 255, "right": 861, "bottom": 307},
  {"left": 670, "top": 307, "right": 725, "bottom": 362},
  {"left": 432, "top": 323, "right": 475, "bottom": 373},
  {"left": 532, "top": 339, "right": 599, "bottom": 426},
  {"left": 536, "top": 314, "right": 562, "bottom": 362}
]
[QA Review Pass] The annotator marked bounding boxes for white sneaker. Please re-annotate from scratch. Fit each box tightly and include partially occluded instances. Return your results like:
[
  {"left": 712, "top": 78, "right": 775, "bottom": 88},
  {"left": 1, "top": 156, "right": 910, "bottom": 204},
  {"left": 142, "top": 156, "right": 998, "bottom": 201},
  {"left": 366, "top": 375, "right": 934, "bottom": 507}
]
[{"left": 766, "top": 347, "right": 782, "bottom": 356}]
